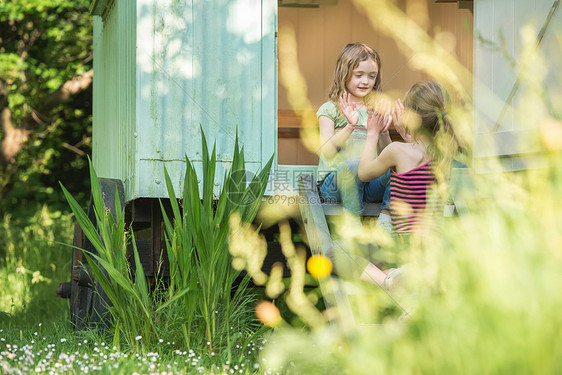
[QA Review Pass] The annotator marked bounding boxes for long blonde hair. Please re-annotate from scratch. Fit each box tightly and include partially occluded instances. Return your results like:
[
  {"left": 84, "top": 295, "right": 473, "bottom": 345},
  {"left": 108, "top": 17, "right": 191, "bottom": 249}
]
[
  {"left": 404, "top": 80, "right": 458, "bottom": 182},
  {"left": 328, "top": 43, "right": 382, "bottom": 106}
]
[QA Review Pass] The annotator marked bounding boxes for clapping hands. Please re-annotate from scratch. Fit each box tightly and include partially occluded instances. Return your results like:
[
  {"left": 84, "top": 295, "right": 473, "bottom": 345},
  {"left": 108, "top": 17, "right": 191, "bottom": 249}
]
[
  {"left": 339, "top": 93, "right": 411, "bottom": 141},
  {"left": 366, "top": 98, "right": 392, "bottom": 135},
  {"left": 339, "top": 92, "right": 360, "bottom": 127},
  {"left": 391, "top": 99, "right": 411, "bottom": 142}
]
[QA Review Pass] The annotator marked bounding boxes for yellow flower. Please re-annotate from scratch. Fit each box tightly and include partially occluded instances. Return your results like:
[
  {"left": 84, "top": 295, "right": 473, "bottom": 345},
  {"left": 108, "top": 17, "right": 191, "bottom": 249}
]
[
  {"left": 306, "top": 254, "right": 333, "bottom": 279},
  {"left": 255, "top": 301, "right": 282, "bottom": 327}
]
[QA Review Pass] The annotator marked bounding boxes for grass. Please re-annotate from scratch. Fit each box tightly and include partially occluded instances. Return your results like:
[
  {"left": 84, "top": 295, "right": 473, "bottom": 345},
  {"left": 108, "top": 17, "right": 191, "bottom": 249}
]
[
  {"left": 157, "top": 130, "right": 273, "bottom": 356},
  {"left": 0, "top": 322, "right": 269, "bottom": 374},
  {"left": 3, "top": 129, "right": 278, "bottom": 374},
  {"left": 6, "top": 163, "right": 560, "bottom": 374},
  {"left": 57, "top": 129, "right": 273, "bottom": 354},
  {"left": 0, "top": 207, "right": 73, "bottom": 326},
  {"left": 248, "top": 164, "right": 562, "bottom": 375},
  {"left": 3, "top": 161, "right": 562, "bottom": 374},
  {"left": 0, "top": 207, "right": 275, "bottom": 374}
]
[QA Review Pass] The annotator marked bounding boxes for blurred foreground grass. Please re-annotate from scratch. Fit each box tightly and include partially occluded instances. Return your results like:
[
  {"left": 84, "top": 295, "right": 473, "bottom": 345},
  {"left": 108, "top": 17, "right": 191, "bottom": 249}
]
[
  {"left": 255, "top": 157, "right": 562, "bottom": 374},
  {"left": 255, "top": 3, "right": 562, "bottom": 372},
  {"left": 1, "top": 164, "right": 561, "bottom": 374}
]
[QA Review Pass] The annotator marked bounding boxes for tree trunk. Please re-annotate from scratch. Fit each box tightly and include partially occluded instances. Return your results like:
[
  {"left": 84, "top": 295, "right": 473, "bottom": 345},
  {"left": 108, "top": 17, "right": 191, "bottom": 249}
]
[{"left": 0, "top": 107, "right": 31, "bottom": 166}]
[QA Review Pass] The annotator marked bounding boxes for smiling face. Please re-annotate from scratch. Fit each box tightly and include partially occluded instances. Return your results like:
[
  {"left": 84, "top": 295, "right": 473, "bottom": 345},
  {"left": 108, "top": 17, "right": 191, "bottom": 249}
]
[{"left": 345, "top": 59, "right": 379, "bottom": 102}]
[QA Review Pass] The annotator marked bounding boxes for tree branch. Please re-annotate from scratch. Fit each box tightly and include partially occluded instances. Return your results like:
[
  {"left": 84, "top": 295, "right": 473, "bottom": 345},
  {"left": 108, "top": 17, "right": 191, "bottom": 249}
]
[
  {"left": 26, "top": 69, "right": 94, "bottom": 129},
  {"left": 0, "top": 69, "right": 94, "bottom": 167}
]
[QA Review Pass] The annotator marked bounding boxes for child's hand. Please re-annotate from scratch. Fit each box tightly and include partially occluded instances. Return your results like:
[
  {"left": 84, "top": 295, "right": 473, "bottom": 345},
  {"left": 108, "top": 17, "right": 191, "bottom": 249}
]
[
  {"left": 340, "top": 93, "right": 359, "bottom": 127},
  {"left": 391, "top": 99, "right": 411, "bottom": 142},
  {"left": 367, "top": 105, "right": 392, "bottom": 135}
]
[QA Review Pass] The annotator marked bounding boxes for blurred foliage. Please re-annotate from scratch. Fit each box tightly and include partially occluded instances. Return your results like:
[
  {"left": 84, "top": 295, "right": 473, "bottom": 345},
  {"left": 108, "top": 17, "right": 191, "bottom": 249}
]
[
  {"left": 0, "top": 0, "right": 93, "bottom": 218},
  {"left": 249, "top": 156, "right": 562, "bottom": 374},
  {"left": 237, "top": 1, "right": 562, "bottom": 374}
]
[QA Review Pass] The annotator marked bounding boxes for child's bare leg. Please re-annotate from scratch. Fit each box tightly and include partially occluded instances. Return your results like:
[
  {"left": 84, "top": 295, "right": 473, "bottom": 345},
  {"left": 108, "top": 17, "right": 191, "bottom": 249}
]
[{"left": 360, "top": 262, "right": 388, "bottom": 286}]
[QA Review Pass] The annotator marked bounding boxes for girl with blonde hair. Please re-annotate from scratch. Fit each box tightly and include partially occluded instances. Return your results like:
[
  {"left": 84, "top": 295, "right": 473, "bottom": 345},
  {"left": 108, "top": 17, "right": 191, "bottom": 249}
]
[{"left": 318, "top": 43, "right": 404, "bottom": 227}]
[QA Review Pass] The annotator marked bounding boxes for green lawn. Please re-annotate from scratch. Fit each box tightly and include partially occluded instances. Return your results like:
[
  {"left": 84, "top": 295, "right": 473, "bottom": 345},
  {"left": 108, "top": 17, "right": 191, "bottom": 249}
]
[{"left": 0, "top": 207, "right": 271, "bottom": 374}]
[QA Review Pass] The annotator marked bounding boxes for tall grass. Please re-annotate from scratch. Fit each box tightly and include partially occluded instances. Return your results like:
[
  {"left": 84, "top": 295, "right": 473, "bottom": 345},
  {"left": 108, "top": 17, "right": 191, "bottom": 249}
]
[
  {"left": 240, "top": 160, "right": 562, "bottom": 374},
  {"left": 0, "top": 207, "right": 73, "bottom": 326},
  {"left": 61, "top": 160, "right": 167, "bottom": 349},
  {"left": 229, "top": 1, "right": 562, "bottom": 373}
]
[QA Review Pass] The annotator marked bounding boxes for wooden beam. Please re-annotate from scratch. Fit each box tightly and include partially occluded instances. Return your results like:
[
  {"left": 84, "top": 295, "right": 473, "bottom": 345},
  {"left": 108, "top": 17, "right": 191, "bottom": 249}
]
[
  {"left": 434, "top": 0, "right": 473, "bottom": 12},
  {"left": 458, "top": 0, "right": 473, "bottom": 12}
]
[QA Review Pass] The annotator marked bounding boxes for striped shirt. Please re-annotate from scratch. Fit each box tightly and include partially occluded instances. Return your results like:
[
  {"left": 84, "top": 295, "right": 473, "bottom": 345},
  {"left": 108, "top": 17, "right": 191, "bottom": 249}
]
[{"left": 390, "top": 160, "right": 443, "bottom": 234}]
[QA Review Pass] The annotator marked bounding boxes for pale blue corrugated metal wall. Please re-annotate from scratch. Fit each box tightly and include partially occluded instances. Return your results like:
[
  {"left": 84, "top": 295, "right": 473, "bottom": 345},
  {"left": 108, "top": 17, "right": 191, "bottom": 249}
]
[
  {"left": 93, "top": 0, "right": 276, "bottom": 201},
  {"left": 93, "top": 0, "right": 136, "bottom": 196}
]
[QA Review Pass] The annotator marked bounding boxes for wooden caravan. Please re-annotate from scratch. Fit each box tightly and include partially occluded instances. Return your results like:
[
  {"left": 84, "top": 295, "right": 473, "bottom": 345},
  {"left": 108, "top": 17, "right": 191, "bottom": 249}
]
[{"left": 85, "top": 0, "right": 561, "bottom": 196}]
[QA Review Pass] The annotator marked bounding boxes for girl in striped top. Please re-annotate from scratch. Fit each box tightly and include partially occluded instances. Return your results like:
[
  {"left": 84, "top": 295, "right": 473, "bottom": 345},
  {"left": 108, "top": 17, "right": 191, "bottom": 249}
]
[
  {"left": 389, "top": 160, "right": 443, "bottom": 234},
  {"left": 358, "top": 80, "right": 456, "bottom": 236},
  {"left": 354, "top": 80, "right": 457, "bottom": 290}
]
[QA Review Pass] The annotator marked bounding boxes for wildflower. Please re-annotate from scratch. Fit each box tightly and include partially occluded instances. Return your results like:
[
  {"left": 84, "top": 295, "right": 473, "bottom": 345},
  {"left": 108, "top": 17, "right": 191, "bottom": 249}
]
[
  {"left": 135, "top": 336, "right": 142, "bottom": 341},
  {"left": 306, "top": 254, "right": 332, "bottom": 279},
  {"left": 255, "top": 301, "right": 282, "bottom": 327}
]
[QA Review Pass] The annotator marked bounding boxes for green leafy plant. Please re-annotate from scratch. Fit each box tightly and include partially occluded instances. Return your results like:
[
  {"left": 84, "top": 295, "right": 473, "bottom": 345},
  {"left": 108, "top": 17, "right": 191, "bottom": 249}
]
[
  {"left": 60, "top": 161, "right": 170, "bottom": 349},
  {"left": 0, "top": 0, "right": 93, "bottom": 217},
  {"left": 60, "top": 128, "right": 273, "bottom": 357},
  {"left": 161, "top": 128, "right": 273, "bottom": 357}
]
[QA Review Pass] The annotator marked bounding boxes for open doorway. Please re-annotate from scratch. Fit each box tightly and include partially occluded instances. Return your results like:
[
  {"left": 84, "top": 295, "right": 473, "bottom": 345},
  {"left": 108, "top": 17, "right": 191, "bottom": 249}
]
[{"left": 276, "top": 0, "right": 473, "bottom": 165}]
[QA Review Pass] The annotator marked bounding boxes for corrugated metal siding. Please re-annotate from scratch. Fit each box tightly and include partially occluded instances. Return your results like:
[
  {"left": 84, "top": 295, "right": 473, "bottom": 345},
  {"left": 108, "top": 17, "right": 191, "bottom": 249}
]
[
  {"left": 93, "top": 0, "right": 276, "bottom": 201},
  {"left": 134, "top": 0, "right": 276, "bottom": 199},
  {"left": 473, "top": 0, "right": 561, "bottom": 171},
  {"left": 93, "top": 0, "right": 136, "bottom": 199}
]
